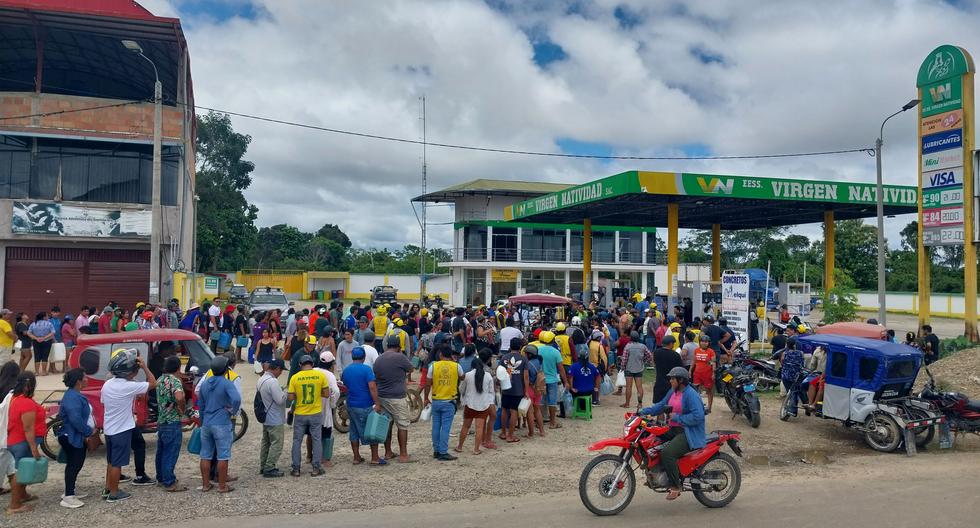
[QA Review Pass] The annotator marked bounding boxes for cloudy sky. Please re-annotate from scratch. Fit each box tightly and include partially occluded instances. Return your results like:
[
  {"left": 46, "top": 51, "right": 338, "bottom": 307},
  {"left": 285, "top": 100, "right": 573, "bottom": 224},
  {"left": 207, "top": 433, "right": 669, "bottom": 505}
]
[{"left": 141, "top": 0, "right": 979, "bottom": 250}]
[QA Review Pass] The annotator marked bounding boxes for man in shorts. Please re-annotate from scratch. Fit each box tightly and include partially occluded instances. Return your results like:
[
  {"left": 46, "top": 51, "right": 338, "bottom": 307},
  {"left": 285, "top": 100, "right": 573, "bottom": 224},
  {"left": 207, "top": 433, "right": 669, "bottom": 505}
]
[
  {"left": 535, "top": 331, "right": 568, "bottom": 427},
  {"left": 198, "top": 356, "right": 241, "bottom": 491},
  {"left": 373, "top": 335, "right": 415, "bottom": 463},
  {"left": 499, "top": 342, "right": 529, "bottom": 443},
  {"left": 101, "top": 349, "right": 157, "bottom": 502}
]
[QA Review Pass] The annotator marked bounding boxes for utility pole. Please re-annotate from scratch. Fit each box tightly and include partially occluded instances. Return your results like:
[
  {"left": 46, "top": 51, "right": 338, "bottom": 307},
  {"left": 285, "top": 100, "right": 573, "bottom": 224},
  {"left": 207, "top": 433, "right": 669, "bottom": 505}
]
[{"left": 419, "top": 95, "right": 427, "bottom": 303}]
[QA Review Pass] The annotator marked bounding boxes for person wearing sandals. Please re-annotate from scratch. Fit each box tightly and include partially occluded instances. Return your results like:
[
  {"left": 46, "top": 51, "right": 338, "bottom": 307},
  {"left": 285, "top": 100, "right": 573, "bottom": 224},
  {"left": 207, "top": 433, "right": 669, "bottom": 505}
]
[
  {"left": 57, "top": 368, "right": 95, "bottom": 508},
  {"left": 5, "top": 372, "right": 42, "bottom": 514},
  {"left": 455, "top": 349, "right": 495, "bottom": 454},
  {"left": 155, "top": 357, "right": 187, "bottom": 492},
  {"left": 101, "top": 350, "right": 157, "bottom": 503},
  {"left": 197, "top": 356, "right": 240, "bottom": 493}
]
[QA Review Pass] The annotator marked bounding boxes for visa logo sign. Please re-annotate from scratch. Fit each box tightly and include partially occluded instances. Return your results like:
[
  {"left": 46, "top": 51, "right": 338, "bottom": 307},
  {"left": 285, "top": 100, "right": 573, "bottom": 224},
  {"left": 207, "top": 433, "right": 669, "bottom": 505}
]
[
  {"left": 929, "top": 83, "right": 953, "bottom": 102},
  {"left": 924, "top": 168, "right": 962, "bottom": 189},
  {"left": 696, "top": 177, "right": 734, "bottom": 194}
]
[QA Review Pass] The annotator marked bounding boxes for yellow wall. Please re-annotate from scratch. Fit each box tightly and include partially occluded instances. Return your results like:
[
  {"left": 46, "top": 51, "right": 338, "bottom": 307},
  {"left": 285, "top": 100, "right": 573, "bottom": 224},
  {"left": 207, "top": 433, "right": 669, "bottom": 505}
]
[{"left": 238, "top": 271, "right": 306, "bottom": 296}]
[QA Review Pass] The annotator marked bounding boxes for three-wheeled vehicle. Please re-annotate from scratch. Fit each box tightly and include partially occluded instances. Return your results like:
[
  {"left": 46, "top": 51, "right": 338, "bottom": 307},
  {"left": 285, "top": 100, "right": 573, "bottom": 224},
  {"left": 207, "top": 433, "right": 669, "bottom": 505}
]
[
  {"left": 780, "top": 334, "right": 943, "bottom": 455},
  {"left": 40, "top": 329, "right": 249, "bottom": 459}
]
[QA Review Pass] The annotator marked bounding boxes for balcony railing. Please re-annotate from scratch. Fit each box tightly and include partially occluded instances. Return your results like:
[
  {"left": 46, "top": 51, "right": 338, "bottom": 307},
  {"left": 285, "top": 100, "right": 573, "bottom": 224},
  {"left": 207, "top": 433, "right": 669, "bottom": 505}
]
[{"left": 451, "top": 248, "right": 668, "bottom": 265}]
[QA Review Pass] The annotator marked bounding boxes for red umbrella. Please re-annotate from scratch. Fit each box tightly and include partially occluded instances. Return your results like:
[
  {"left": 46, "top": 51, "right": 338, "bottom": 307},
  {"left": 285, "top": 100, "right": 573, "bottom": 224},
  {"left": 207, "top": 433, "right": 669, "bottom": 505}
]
[{"left": 508, "top": 293, "right": 572, "bottom": 306}]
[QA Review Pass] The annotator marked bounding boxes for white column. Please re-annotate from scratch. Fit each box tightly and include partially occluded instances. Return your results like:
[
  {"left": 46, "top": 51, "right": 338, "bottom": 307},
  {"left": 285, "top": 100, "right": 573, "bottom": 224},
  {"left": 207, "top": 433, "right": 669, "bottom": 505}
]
[
  {"left": 486, "top": 225, "right": 493, "bottom": 262},
  {"left": 614, "top": 231, "right": 620, "bottom": 263},
  {"left": 516, "top": 227, "right": 523, "bottom": 262},
  {"left": 641, "top": 270, "right": 648, "bottom": 296},
  {"left": 565, "top": 269, "right": 571, "bottom": 297},
  {"left": 485, "top": 267, "right": 492, "bottom": 304},
  {"left": 566, "top": 229, "right": 571, "bottom": 262},
  {"left": 642, "top": 231, "right": 649, "bottom": 264}
]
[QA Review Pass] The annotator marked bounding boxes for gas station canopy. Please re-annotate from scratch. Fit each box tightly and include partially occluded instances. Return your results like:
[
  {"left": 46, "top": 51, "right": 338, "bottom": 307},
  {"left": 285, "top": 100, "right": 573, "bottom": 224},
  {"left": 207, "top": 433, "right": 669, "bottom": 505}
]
[{"left": 503, "top": 171, "right": 918, "bottom": 229}]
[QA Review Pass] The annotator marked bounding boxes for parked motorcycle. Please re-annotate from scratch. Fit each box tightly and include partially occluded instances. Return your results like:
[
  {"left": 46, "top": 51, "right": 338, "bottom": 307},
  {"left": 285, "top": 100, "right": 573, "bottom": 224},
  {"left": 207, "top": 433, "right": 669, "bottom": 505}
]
[
  {"left": 918, "top": 368, "right": 980, "bottom": 436},
  {"left": 579, "top": 412, "right": 743, "bottom": 516},
  {"left": 733, "top": 355, "right": 781, "bottom": 391},
  {"left": 716, "top": 364, "right": 761, "bottom": 428}
]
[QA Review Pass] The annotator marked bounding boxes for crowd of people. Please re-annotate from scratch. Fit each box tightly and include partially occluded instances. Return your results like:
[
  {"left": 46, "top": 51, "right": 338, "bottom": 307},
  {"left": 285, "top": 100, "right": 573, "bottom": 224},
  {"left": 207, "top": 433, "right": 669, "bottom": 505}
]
[{"left": 0, "top": 292, "right": 948, "bottom": 514}]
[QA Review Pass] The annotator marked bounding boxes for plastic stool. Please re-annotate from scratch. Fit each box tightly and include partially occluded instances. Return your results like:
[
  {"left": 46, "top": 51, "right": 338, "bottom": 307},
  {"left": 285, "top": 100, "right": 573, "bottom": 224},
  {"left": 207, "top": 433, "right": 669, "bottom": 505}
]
[{"left": 573, "top": 396, "right": 592, "bottom": 420}]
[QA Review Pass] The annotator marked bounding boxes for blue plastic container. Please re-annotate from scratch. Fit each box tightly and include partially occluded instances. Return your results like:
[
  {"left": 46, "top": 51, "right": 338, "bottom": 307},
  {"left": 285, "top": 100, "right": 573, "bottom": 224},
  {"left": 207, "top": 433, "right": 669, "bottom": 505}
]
[
  {"left": 16, "top": 457, "right": 48, "bottom": 485},
  {"left": 187, "top": 428, "right": 202, "bottom": 455},
  {"left": 321, "top": 434, "right": 334, "bottom": 461},
  {"left": 363, "top": 411, "right": 391, "bottom": 444}
]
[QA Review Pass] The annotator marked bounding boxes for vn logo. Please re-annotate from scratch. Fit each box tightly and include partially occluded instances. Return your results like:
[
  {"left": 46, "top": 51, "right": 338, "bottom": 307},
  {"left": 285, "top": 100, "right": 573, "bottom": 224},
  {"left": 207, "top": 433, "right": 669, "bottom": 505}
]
[
  {"left": 696, "top": 177, "right": 734, "bottom": 194},
  {"left": 929, "top": 83, "right": 952, "bottom": 102}
]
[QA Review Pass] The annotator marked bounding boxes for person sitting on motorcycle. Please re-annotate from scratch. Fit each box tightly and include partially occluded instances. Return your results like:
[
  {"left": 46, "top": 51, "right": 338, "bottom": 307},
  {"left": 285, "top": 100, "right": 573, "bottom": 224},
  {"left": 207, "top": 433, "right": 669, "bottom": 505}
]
[
  {"left": 779, "top": 338, "right": 804, "bottom": 417},
  {"left": 638, "top": 366, "right": 706, "bottom": 501}
]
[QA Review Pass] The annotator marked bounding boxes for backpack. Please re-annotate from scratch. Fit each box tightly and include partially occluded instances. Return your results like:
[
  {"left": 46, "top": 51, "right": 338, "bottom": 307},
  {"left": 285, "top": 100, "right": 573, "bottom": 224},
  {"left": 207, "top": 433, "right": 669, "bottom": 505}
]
[
  {"left": 253, "top": 378, "right": 270, "bottom": 424},
  {"left": 420, "top": 331, "right": 436, "bottom": 351}
]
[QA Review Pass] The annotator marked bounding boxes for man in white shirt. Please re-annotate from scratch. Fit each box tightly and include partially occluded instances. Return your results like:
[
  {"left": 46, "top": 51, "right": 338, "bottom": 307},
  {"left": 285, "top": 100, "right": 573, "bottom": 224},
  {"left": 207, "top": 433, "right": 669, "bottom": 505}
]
[
  {"left": 498, "top": 317, "right": 523, "bottom": 355},
  {"left": 207, "top": 302, "right": 222, "bottom": 352},
  {"left": 101, "top": 350, "right": 156, "bottom": 502},
  {"left": 361, "top": 337, "right": 379, "bottom": 368}
]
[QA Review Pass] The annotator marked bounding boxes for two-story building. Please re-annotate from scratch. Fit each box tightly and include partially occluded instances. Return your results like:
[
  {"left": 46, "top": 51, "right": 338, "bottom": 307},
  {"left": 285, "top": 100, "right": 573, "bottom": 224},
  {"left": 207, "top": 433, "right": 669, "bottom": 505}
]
[
  {"left": 0, "top": 0, "right": 195, "bottom": 315},
  {"left": 415, "top": 179, "right": 708, "bottom": 307}
]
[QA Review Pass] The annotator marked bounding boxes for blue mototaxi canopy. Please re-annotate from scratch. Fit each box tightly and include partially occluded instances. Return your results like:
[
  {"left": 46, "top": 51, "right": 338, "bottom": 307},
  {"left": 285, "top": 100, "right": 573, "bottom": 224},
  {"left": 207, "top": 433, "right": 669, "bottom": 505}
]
[{"left": 798, "top": 334, "right": 923, "bottom": 392}]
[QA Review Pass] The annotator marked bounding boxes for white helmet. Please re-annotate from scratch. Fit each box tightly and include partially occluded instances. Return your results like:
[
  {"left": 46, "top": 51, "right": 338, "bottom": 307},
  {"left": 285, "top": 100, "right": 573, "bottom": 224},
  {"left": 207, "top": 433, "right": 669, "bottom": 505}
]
[{"left": 571, "top": 316, "right": 582, "bottom": 326}]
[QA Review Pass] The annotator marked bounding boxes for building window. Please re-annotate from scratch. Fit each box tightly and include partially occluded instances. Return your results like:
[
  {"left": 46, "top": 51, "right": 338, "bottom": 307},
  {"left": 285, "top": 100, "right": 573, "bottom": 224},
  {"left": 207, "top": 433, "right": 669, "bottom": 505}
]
[
  {"left": 619, "top": 271, "right": 642, "bottom": 292},
  {"left": 521, "top": 270, "right": 565, "bottom": 295},
  {"left": 570, "top": 230, "right": 614, "bottom": 263},
  {"left": 645, "top": 231, "right": 660, "bottom": 264},
  {"left": 646, "top": 272, "right": 657, "bottom": 295},
  {"left": 0, "top": 134, "right": 178, "bottom": 205},
  {"left": 521, "top": 229, "right": 565, "bottom": 262},
  {"left": 463, "top": 225, "right": 487, "bottom": 260},
  {"left": 464, "top": 268, "right": 486, "bottom": 305},
  {"left": 491, "top": 227, "right": 517, "bottom": 261},
  {"left": 619, "top": 231, "right": 642, "bottom": 263},
  {"left": 569, "top": 271, "right": 583, "bottom": 295}
]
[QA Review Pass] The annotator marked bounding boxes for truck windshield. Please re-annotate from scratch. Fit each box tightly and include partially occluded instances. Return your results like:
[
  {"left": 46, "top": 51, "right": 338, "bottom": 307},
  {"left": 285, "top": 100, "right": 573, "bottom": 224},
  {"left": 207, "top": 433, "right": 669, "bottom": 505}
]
[{"left": 252, "top": 294, "right": 286, "bottom": 304}]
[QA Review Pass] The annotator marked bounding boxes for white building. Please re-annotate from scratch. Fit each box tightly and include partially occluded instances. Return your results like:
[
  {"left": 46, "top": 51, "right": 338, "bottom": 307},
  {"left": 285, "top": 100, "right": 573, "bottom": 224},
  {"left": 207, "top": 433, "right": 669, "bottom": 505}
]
[{"left": 415, "top": 179, "right": 709, "bottom": 307}]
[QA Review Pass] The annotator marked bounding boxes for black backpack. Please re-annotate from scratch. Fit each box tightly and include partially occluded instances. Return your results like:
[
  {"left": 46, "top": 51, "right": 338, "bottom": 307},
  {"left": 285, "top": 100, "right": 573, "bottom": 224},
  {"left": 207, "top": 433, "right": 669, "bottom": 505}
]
[{"left": 253, "top": 379, "right": 269, "bottom": 424}]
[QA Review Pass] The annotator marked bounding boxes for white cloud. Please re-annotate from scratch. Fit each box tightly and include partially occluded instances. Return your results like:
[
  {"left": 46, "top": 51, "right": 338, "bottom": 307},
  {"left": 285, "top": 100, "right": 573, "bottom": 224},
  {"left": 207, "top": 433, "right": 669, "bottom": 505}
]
[{"left": 143, "top": 0, "right": 980, "bottom": 251}]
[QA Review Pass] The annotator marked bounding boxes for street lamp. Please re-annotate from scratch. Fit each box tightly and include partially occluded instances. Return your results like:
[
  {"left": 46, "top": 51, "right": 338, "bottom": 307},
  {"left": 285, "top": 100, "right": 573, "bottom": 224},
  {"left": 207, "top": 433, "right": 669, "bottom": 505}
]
[
  {"left": 875, "top": 98, "right": 919, "bottom": 326},
  {"left": 122, "top": 39, "right": 163, "bottom": 304}
]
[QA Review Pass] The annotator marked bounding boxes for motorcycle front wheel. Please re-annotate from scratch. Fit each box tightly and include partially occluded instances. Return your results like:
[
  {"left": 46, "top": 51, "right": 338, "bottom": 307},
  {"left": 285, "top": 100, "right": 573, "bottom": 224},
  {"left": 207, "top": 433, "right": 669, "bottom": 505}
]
[
  {"left": 579, "top": 453, "right": 636, "bottom": 516},
  {"left": 693, "top": 452, "right": 742, "bottom": 508},
  {"left": 742, "top": 394, "right": 761, "bottom": 428},
  {"left": 333, "top": 394, "right": 350, "bottom": 433}
]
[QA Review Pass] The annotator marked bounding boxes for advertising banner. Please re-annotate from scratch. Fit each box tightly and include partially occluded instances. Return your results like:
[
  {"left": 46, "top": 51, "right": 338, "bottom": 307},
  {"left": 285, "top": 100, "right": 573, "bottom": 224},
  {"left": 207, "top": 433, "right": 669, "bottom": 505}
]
[
  {"left": 12, "top": 202, "right": 151, "bottom": 238},
  {"left": 721, "top": 273, "right": 750, "bottom": 338}
]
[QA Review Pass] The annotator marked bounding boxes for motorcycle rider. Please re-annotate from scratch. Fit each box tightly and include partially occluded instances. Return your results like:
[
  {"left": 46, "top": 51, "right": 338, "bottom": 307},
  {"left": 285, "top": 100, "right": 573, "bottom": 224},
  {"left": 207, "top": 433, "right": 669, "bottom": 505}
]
[
  {"left": 638, "top": 367, "right": 706, "bottom": 501},
  {"left": 779, "top": 338, "right": 804, "bottom": 417}
]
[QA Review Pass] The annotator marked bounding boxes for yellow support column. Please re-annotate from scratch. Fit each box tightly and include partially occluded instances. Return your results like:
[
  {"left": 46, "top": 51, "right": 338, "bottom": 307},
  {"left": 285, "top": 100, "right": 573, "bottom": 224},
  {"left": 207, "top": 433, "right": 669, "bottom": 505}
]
[
  {"left": 583, "top": 218, "right": 592, "bottom": 295},
  {"left": 711, "top": 223, "right": 721, "bottom": 282},
  {"left": 962, "top": 71, "right": 978, "bottom": 341},
  {"left": 668, "top": 203, "right": 679, "bottom": 298},
  {"left": 824, "top": 211, "right": 835, "bottom": 293}
]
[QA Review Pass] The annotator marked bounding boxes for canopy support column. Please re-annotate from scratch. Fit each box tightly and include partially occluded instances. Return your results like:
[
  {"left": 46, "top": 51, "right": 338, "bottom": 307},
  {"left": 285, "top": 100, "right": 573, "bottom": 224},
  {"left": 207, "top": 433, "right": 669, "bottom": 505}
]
[
  {"left": 824, "top": 210, "right": 835, "bottom": 293},
  {"left": 668, "top": 203, "right": 679, "bottom": 298},
  {"left": 711, "top": 223, "right": 721, "bottom": 282},
  {"left": 583, "top": 218, "right": 592, "bottom": 298}
]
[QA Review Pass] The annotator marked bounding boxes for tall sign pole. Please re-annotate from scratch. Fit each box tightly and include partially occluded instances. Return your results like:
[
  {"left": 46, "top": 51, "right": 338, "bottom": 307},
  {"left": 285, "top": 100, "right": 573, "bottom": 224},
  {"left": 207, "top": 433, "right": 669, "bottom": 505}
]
[{"left": 917, "top": 45, "right": 978, "bottom": 341}]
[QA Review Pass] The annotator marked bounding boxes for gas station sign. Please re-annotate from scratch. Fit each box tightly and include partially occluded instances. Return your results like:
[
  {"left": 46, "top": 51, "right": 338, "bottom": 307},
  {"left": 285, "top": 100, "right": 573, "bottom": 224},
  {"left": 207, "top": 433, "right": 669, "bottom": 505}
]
[{"left": 721, "top": 273, "right": 750, "bottom": 339}]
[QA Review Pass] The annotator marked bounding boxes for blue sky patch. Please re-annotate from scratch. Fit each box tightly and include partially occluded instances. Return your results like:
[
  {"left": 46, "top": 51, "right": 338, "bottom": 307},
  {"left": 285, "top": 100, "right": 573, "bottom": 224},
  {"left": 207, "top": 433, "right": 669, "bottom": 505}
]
[
  {"left": 690, "top": 45, "right": 725, "bottom": 65},
  {"left": 177, "top": 0, "right": 262, "bottom": 23},
  {"left": 614, "top": 5, "right": 642, "bottom": 30},
  {"left": 556, "top": 137, "right": 614, "bottom": 159}
]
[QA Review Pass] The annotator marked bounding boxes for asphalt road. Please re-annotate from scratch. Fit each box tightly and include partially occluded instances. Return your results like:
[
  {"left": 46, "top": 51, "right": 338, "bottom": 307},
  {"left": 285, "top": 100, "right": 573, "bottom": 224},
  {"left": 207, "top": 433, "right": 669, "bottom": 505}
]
[{"left": 162, "top": 451, "right": 980, "bottom": 528}]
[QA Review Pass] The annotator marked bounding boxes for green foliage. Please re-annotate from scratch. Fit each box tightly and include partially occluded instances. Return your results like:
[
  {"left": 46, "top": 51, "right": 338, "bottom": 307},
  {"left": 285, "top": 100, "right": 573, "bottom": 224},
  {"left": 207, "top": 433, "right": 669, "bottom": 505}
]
[
  {"left": 939, "top": 336, "right": 975, "bottom": 359},
  {"left": 195, "top": 112, "right": 258, "bottom": 272},
  {"left": 347, "top": 245, "right": 451, "bottom": 274},
  {"left": 822, "top": 268, "right": 858, "bottom": 323}
]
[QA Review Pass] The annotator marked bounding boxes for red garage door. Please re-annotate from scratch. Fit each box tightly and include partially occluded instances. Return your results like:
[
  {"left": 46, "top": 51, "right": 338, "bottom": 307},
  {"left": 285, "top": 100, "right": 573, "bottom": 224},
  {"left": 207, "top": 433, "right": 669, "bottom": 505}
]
[{"left": 5, "top": 247, "right": 149, "bottom": 316}]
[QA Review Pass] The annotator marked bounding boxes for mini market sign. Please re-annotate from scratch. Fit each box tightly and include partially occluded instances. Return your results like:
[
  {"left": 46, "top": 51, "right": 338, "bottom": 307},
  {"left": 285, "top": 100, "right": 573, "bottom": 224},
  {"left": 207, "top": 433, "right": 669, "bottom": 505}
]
[{"left": 504, "top": 171, "right": 917, "bottom": 221}]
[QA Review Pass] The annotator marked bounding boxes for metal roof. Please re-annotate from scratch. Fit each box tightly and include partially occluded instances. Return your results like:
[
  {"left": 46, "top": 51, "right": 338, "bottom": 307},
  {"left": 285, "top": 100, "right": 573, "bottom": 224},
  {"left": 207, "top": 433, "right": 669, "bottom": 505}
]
[
  {"left": 503, "top": 171, "right": 919, "bottom": 230},
  {"left": 413, "top": 178, "right": 571, "bottom": 203}
]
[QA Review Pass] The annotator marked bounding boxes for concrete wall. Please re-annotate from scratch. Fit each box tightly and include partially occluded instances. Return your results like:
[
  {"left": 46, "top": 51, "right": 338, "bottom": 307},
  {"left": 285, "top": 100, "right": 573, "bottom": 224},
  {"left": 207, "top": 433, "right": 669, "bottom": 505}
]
[
  {"left": 347, "top": 273, "right": 450, "bottom": 300},
  {"left": 855, "top": 291, "right": 980, "bottom": 318}
]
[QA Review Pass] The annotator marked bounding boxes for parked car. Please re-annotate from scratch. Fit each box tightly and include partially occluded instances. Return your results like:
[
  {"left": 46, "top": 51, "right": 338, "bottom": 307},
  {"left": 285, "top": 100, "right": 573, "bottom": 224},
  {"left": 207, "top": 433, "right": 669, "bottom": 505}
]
[
  {"left": 247, "top": 286, "right": 292, "bottom": 314},
  {"left": 370, "top": 285, "right": 398, "bottom": 307},
  {"left": 228, "top": 283, "right": 249, "bottom": 304}
]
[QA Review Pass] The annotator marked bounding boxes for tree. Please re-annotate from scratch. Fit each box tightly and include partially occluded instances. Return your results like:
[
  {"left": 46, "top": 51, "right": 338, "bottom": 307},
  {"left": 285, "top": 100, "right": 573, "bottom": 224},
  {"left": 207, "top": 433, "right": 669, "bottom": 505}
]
[
  {"left": 833, "top": 219, "right": 879, "bottom": 290},
  {"left": 823, "top": 268, "right": 858, "bottom": 323},
  {"left": 316, "top": 223, "right": 352, "bottom": 249},
  {"left": 195, "top": 112, "right": 258, "bottom": 272},
  {"left": 252, "top": 224, "right": 311, "bottom": 269}
]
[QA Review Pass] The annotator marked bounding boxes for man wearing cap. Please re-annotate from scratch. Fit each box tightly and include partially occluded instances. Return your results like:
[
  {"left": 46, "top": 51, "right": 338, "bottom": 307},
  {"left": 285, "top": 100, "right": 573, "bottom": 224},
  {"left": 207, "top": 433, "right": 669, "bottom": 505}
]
[
  {"left": 287, "top": 355, "right": 329, "bottom": 477},
  {"left": 0, "top": 309, "right": 15, "bottom": 362},
  {"left": 258, "top": 359, "right": 288, "bottom": 477},
  {"left": 314, "top": 351, "right": 341, "bottom": 468},
  {"left": 198, "top": 356, "right": 240, "bottom": 492},
  {"left": 536, "top": 331, "right": 568, "bottom": 426},
  {"left": 373, "top": 334, "right": 415, "bottom": 463},
  {"left": 98, "top": 305, "right": 114, "bottom": 334},
  {"left": 314, "top": 307, "right": 330, "bottom": 339},
  {"left": 342, "top": 346, "right": 384, "bottom": 465}
]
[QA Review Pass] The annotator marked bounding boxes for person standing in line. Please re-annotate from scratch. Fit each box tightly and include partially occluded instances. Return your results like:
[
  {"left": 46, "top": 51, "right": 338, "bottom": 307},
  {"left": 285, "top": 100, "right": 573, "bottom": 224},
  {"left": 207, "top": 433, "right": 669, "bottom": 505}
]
[
  {"left": 423, "top": 345, "right": 463, "bottom": 461},
  {"left": 652, "top": 335, "right": 684, "bottom": 404},
  {"left": 197, "top": 356, "right": 239, "bottom": 493},
  {"left": 536, "top": 331, "right": 568, "bottom": 427},
  {"left": 373, "top": 335, "right": 415, "bottom": 463},
  {"left": 233, "top": 305, "right": 249, "bottom": 363},
  {"left": 101, "top": 350, "right": 157, "bottom": 502},
  {"left": 5, "top": 372, "right": 44, "bottom": 514},
  {"left": 680, "top": 331, "right": 698, "bottom": 371},
  {"left": 0, "top": 309, "right": 16, "bottom": 364},
  {"left": 619, "top": 331, "right": 652, "bottom": 409},
  {"left": 26, "top": 313, "right": 55, "bottom": 376},
  {"left": 779, "top": 338, "right": 804, "bottom": 418},
  {"left": 455, "top": 349, "right": 494, "bottom": 455},
  {"left": 57, "top": 368, "right": 94, "bottom": 508},
  {"left": 48, "top": 307, "right": 63, "bottom": 374},
  {"left": 691, "top": 334, "right": 716, "bottom": 415},
  {"left": 498, "top": 342, "right": 528, "bottom": 444},
  {"left": 342, "top": 346, "right": 384, "bottom": 465},
  {"left": 154, "top": 357, "right": 187, "bottom": 492},
  {"left": 60, "top": 315, "right": 77, "bottom": 374},
  {"left": 336, "top": 329, "right": 357, "bottom": 372},
  {"left": 258, "top": 359, "right": 288, "bottom": 477},
  {"left": 314, "top": 352, "right": 340, "bottom": 468},
  {"left": 287, "top": 355, "right": 328, "bottom": 478}
]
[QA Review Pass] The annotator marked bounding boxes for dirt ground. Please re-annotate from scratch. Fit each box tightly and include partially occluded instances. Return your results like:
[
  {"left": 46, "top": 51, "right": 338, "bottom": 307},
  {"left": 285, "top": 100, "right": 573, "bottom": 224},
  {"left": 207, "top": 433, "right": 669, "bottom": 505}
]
[{"left": 20, "top": 362, "right": 980, "bottom": 528}]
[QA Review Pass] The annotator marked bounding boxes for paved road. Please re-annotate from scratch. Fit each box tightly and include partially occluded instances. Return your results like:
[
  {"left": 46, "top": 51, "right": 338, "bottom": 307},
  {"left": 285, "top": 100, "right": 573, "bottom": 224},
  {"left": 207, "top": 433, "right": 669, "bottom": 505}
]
[{"left": 163, "top": 452, "right": 980, "bottom": 528}]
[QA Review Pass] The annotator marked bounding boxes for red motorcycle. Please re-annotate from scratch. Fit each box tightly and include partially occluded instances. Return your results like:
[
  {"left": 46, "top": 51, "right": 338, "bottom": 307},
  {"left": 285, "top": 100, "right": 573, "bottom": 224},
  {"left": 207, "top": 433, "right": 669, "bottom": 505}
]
[
  {"left": 918, "top": 368, "right": 980, "bottom": 437},
  {"left": 579, "top": 412, "right": 743, "bottom": 516}
]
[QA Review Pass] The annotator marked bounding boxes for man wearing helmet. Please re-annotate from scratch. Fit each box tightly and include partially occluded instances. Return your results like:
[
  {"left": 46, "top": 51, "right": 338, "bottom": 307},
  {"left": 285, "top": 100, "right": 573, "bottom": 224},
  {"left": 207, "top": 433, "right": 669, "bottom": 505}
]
[
  {"left": 638, "top": 366, "right": 706, "bottom": 501},
  {"left": 101, "top": 349, "right": 157, "bottom": 502}
]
